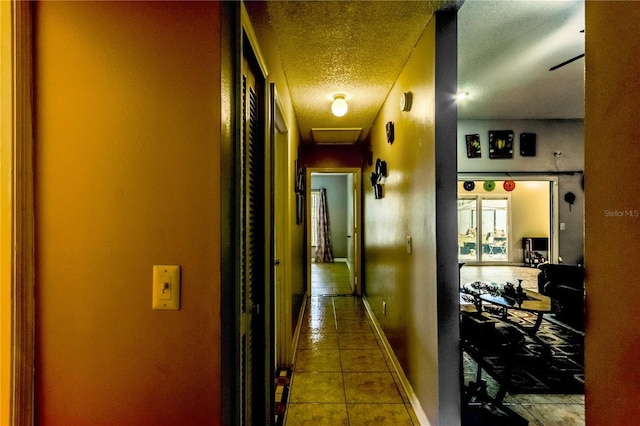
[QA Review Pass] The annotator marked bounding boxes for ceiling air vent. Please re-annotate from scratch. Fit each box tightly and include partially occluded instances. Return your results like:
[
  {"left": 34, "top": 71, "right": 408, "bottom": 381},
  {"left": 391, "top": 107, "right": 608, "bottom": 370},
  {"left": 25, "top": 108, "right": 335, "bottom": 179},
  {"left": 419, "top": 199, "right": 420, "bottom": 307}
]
[{"left": 311, "top": 128, "right": 362, "bottom": 145}]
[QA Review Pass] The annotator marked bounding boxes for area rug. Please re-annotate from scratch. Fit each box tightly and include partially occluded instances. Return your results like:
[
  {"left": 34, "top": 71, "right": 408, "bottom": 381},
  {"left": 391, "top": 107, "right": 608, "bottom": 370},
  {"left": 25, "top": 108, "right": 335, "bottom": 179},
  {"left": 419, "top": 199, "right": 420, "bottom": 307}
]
[{"left": 463, "top": 310, "right": 584, "bottom": 395}]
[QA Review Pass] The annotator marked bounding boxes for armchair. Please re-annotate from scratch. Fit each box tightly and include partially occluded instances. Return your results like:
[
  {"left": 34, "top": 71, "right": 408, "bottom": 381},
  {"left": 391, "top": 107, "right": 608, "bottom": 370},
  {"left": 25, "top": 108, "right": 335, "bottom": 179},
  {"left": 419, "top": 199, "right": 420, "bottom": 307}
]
[{"left": 537, "top": 263, "right": 585, "bottom": 328}]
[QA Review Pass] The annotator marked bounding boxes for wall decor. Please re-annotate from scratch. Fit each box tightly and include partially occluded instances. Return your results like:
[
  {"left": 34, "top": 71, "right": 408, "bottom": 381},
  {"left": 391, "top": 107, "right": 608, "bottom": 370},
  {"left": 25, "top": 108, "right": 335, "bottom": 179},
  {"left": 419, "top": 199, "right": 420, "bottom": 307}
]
[
  {"left": 503, "top": 180, "right": 516, "bottom": 191},
  {"left": 564, "top": 191, "right": 576, "bottom": 211},
  {"left": 386, "top": 121, "right": 395, "bottom": 144},
  {"left": 296, "top": 194, "right": 304, "bottom": 224},
  {"left": 375, "top": 158, "right": 388, "bottom": 180},
  {"left": 520, "top": 133, "right": 537, "bottom": 156},
  {"left": 371, "top": 158, "right": 388, "bottom": 199},
  {"left": 295, "top": 161, "right": 305, "bottom": 194},
  {"left": 483, "top": 180, "right": 496, "bottom": 191},
  {"left": 374, "top": 184, "right": 383, "bottom": 199},
  {"left": 400, "top": 92, "right": 413, "bottom": 111},
  {"left": 488, "top": 130, "right": 514, "bottom": 159},
  {"left": 463, "top": 181, "right": 475, "bottom": 191},
  {"left": 465, "top": 134, "right": 481, "bottom": 158}
]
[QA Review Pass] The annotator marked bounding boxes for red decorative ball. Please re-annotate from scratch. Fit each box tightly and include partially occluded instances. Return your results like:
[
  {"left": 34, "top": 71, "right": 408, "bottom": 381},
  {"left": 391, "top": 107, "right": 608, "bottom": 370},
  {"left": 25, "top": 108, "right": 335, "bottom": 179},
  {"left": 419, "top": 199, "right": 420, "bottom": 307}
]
[{"left": 503, "top": 180, "right": 516, "bottom": 191}]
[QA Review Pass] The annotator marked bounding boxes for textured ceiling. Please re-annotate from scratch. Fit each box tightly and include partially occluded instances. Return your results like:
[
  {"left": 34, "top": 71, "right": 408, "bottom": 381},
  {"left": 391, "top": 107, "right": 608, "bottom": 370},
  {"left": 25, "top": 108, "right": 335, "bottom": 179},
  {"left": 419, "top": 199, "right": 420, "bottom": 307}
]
[
  {"left": 266, "top": 0, "right": 447, "bottom": 143},
  {"left": 264, "top": 0, "right": 584, "bottom": 144},
  {"left": 458, "top": 0, "right": 584, "bottom": 119}
]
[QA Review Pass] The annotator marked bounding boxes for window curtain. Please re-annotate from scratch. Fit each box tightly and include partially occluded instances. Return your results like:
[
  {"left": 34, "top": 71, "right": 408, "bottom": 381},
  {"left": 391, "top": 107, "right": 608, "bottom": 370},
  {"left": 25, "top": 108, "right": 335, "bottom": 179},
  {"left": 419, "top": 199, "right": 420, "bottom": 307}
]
[{"left": 314, "top": 188, "right": 334, "bottom": 263}]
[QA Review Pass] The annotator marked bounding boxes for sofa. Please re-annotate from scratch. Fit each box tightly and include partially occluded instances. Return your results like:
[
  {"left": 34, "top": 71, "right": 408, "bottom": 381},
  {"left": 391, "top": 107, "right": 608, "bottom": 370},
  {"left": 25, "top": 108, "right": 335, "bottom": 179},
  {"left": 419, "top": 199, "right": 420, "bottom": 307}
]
[{"left": 537, "top": 263, "right": 585, "bottom": 328}]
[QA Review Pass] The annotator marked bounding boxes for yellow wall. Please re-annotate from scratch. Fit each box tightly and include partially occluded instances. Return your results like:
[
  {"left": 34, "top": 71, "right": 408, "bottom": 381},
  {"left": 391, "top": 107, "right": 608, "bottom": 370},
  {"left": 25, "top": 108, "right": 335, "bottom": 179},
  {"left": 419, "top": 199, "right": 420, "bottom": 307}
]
[
  {"left": 585, "top": 2, "right": 640, "bottom": 423},
  {"left": 364, "top": 18, "right": 439, "bottom": 422},
  {"left": 34, "top": 2, "right": 222, "bottom": 423}
]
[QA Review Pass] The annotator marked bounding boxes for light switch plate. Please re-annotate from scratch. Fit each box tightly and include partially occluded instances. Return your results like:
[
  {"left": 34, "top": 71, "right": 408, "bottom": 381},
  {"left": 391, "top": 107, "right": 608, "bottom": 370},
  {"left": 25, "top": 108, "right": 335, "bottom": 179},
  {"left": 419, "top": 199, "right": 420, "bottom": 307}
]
[{"left": 153, "top": 265, "right": 180, "bottom": 310}]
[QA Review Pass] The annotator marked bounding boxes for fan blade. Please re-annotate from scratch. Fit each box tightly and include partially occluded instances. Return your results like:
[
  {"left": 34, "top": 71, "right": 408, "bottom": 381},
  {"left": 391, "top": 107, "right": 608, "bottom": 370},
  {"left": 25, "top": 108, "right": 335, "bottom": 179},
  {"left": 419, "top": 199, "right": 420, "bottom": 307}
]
[{"left": 549, "top": 53, "right": 585, "bottom": 71}]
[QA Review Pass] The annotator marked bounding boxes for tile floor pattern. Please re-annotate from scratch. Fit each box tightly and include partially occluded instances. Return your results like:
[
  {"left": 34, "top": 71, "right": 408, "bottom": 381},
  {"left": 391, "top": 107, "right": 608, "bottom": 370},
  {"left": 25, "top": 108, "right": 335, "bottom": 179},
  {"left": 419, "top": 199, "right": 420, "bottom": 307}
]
[
  {"left": 461, "top": 265, "right": 585, "bottom": 425},
  {"left": 285, "top": 262, "right": 417, "bottom": 424},
  {"left": 311, "top": 261, "right": 353, "bottom": 296},
  {"left": 285, "top": 263, "right": 585, "bottom": 425}
]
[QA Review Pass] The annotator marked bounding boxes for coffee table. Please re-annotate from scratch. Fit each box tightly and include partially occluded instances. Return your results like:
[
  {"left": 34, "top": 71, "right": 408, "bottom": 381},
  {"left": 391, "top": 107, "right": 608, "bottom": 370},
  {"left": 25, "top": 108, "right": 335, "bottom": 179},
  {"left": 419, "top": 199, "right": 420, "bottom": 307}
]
[{"left": 462, "top": 281, "right": 552, "bottom": 335}]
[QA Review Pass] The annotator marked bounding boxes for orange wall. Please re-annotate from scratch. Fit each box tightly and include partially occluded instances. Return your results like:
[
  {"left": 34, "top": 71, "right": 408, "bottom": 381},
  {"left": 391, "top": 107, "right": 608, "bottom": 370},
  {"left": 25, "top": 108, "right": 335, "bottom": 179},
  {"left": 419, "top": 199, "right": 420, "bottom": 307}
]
[
  {"left": 363, "top": 17, "right": 439, "bottom": 423},
  {"left": 34, "top": 2, "right": 222, "bottom": 424},
  {"left": 585, "top": 2, "right": 640, "bottom": 424}
]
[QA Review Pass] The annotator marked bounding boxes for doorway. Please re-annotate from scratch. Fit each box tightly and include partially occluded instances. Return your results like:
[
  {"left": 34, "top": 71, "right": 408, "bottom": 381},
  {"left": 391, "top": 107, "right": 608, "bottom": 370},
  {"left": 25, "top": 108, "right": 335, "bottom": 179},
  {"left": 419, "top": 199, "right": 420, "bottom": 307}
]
[
  {"left": 458, "top": 196, "right": 511, "bottom": 263},
  {"left": 457, "top": 178, "right": 558, "bottom": 265},
  {"left": 306, "top": 169, "right": 361, "bottom": 297}
]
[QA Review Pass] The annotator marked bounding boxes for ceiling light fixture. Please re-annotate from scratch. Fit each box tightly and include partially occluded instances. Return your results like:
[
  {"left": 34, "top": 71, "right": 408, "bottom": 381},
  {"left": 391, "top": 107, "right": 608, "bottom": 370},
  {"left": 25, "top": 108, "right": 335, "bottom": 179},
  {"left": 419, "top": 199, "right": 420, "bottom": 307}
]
[
  {"left": 331, "top": 94, "right": 348, "bottom": 117},
  {"left": 455, "top": 92, "right": 469, "bottom": 102}
]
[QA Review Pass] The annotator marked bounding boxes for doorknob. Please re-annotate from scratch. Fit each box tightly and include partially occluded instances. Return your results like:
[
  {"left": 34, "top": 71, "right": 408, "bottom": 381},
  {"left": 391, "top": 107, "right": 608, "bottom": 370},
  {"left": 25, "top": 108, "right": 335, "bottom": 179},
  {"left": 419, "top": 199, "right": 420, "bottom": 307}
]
[{"left": 274, "top": 259, "right": 280, "bottom": 265}]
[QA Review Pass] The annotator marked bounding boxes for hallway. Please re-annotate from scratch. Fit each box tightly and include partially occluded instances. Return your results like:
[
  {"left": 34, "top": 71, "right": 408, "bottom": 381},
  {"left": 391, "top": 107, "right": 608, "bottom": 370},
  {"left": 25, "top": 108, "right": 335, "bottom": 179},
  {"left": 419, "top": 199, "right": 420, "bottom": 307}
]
[{"left": 284, "top": 263, "right": 417, "bottom": 425}]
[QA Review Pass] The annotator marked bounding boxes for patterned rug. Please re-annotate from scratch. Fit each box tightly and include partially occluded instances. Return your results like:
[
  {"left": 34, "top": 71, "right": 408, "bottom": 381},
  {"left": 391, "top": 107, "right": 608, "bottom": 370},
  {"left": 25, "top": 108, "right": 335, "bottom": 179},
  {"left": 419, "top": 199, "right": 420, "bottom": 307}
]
[{"left": 463, "top": 309, "right": 584, "bottom": 395}]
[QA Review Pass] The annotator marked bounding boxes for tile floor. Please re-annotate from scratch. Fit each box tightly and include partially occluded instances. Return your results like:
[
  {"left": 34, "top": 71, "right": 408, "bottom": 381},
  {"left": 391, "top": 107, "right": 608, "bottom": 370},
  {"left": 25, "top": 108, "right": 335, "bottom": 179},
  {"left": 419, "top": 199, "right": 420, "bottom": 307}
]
[
  {"left": 310, "top": 261, "right": 353, "bottom": 296},
  {"left": 285, "top": 262, "right": 417, "bottom": 425},
  {"left": 285, "top": 263, "right": 585, "bottom": 425},
  {"left": 461, "top": 265, "right": 585, "bottom": 425}
]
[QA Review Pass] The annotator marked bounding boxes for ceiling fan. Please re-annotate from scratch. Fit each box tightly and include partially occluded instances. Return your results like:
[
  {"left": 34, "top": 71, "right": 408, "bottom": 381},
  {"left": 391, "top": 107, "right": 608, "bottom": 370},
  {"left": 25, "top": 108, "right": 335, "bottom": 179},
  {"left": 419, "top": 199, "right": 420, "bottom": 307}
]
[{"left": 549, "top": 29, "right": 584, "bottom": 71}]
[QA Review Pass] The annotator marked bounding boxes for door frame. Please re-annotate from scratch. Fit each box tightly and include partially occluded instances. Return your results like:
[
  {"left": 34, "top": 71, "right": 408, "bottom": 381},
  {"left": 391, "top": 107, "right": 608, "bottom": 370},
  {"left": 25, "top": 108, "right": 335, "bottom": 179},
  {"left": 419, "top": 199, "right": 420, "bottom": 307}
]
[
  {"left": 269, "top": 83, "right": 293, "bottom": 369},
  {"left": 457, "top": 174, "right": 560, "bottom": 264},
  {"left": 231, "top": 4, "right": 273, "bottom": 425},
  {"left": 305, "top": 168, "right": 362, "bottom": 296}
]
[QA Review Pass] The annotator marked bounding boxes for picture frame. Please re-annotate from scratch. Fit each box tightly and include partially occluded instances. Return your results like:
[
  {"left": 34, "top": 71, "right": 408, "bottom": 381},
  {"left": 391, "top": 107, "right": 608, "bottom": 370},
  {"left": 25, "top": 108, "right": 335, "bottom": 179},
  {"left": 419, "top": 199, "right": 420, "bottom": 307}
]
[
  {"left": 465, "top": 134, "right": 481, "bottom": 158},
  {"left": 294, "top": 160, "right": 305, "bottom": 194},
  {"left": 296, "top": 194, "right": 304, "bottom": 224},
  {"left": 488, "top": 130, "right": 514, "bottom": 159},
  {"left": 520, "top": 133, "right": 537, "bottom": 156}
]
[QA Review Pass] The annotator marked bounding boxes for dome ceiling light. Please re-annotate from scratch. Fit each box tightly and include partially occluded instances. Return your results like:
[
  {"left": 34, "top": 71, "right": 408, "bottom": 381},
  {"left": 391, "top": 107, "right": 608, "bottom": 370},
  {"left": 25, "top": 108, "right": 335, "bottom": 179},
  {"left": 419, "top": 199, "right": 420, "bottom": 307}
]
[{"left": 331, "top": 94, "right": 348, "bottom": 117}]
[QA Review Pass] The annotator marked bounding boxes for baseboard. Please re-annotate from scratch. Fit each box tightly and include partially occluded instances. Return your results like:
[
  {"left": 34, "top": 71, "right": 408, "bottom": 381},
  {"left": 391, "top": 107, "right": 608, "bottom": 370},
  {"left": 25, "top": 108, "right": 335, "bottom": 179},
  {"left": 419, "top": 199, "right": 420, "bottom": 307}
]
[
  {"left": 291, "top": 292, "right": 309, "bottom": 365},
  {"left": 362, "top": 296, "right": 432, "bottom": 426}
]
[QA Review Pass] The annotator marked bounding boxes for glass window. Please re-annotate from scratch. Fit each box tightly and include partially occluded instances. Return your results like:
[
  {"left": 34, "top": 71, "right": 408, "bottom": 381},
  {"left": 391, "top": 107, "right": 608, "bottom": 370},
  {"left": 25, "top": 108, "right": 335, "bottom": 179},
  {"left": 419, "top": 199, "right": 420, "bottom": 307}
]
[
  {"left": 458, "top": 196, "right": 510, "bottom": 263},
  {"left": 310, "top": 190, "right": 320, "bottom": 247}
]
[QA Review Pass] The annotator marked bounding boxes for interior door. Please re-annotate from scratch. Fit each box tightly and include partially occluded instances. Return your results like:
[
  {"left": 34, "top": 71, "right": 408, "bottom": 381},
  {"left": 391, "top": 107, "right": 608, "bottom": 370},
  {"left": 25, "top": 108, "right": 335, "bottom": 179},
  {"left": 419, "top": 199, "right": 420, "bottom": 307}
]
[{"left": 240, "top": 43, "right": 267, "bottom": 426}]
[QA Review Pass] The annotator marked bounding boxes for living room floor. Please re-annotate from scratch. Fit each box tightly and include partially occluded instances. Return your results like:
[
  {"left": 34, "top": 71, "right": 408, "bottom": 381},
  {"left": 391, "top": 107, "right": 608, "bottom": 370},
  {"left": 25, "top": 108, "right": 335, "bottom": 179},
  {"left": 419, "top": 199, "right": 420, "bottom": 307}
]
[{"left": 460, "top": 264, "right": 585, "bottom": 425}]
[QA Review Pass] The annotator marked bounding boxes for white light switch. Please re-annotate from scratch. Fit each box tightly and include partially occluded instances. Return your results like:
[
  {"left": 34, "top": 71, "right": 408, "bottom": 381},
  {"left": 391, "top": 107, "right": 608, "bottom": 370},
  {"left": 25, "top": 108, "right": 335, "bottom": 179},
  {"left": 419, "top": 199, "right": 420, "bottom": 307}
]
[{"left": 153, "top": 265, "right": 180, "bottom": 310}]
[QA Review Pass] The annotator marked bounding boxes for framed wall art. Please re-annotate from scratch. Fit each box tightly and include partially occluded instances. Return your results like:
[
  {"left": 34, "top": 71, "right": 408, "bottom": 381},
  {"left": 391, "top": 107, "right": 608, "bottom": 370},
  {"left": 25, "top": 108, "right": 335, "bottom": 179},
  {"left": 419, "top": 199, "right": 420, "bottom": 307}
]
[
  {"left": 520, "top": 132, "right": 537, "bottom": 156},
  {"left": 294, "top": 160, "right": 305, "bottom": 194},
  {"left": 488, "top": 130, "right": 514, "bottom": 159},
  {"left": 296, "top": 194, "right": 304, "bottom": 224},
  {"left": 465, "top": 134, "right": 481, "bottom": 158}
]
